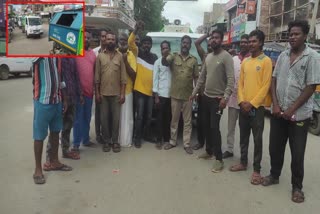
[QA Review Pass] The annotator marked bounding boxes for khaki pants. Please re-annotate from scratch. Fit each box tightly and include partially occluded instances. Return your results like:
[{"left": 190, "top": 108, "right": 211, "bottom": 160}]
[{"left": 170, "top": 98, "right": 192, "bottom": 147}]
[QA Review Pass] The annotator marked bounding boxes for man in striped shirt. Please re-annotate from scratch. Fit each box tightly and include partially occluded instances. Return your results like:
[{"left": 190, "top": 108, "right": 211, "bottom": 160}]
[{"left": 32, "top": 57, "right": 72, "bottom": 185}]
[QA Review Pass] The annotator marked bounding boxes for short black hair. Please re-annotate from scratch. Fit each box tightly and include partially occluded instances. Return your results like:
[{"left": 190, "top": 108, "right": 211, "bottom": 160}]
[
  {"left": 288, "top": 20, "right": 310, "bottom": 35},
  {"left": 141, "top": 36, "right": 153, "bottom": 44},
  {"left": 100, "top": 29, "right": 109, "bottom": 35},
  {"left": 160, "top": 40, "right": 171, "bottom": 50},
  {"left": 211, "top": 30, "right": 224, "bottom": 40},
  {"left": 240, "top": 34, "right": 249, "bottom": 40},
  {"left": 181, "top": 35, "right": 192, "bottom": 44},
  {"left": 249, "top": 30, "right": 265, "bottom": 49}
]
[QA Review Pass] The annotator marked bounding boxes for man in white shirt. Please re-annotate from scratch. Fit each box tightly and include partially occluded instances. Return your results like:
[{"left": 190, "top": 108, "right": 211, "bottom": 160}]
[
  {"left": 153, "top": 41, "right": 172, "bottom": 149},
  {"left": 223, "top": 34, "right": 250, "bottom": 159}
]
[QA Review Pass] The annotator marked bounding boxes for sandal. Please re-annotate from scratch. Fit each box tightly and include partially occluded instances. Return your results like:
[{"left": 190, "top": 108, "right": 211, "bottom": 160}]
[
  {"left": 292, "top": 189, "right": 305, "bottom": 203},
  {"left": 33, "top": 174, "right": 46, "bottom": 185},
  {"left": 261, "top": 175, "right": 279, "bottom": 186},
  {"left": 112, "top": 143, "right": 121, "bottom": 153},
  {"left": 229, "top": 163, "right": 247, "bottom": 172},
  {"left": 43, "top": 163, "right": 73, "bottom": 171},
  {"left": 251, "top": 172, "right": 263, "bottom": 185},
  {"left": 63, "top": 150, "right": 80, "bottom": 160},
  {"left": 164, "top": 143, "right": 176, "bottom": 150}
]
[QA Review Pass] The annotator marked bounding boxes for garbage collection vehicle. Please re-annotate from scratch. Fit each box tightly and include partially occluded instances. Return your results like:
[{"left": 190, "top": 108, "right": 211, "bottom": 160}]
[{"left": 48, "top": 7, "right": 83, "bottom": 55}]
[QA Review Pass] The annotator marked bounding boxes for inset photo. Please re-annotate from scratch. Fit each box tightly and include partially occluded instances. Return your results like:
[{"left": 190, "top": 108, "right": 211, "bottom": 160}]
[{"left": 6, "top": 1, "right": 84, "bottom": 57}]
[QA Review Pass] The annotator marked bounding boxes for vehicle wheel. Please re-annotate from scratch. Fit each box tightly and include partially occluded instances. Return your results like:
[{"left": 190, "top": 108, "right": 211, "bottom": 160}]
[
  {"left": 0, "top": 66, "right": 9, "bottom": 80},
  {"left": 13, "top": 73, "right": 20, "bottom": 77},
  {"left": 309, "top": 112, "right": 320, "bottom": 135},
  {"left": 26, "top": 32, "right": 30, "bottom": 38}
]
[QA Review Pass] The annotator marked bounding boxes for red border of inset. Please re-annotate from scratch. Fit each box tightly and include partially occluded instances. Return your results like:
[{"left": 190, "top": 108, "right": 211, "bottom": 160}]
[{"left": 6, "top": 0, "right": 85, "bottom": 58}]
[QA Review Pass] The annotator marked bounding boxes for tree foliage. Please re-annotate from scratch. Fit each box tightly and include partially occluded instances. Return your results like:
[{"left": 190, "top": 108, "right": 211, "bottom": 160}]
[{"left": 134, "top": 0, "right": 166, "bottom": 32}]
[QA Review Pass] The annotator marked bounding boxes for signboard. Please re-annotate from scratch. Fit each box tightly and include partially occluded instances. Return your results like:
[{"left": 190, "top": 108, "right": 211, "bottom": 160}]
[
  {"left": 231, "top": 13, "right": 247, "bottom": 42},
  {"left": 223, "top": 32, "right": 231, "bottom": 45},
  {"left": 246, "top": 0, "right": 256, "bottom": 15}
]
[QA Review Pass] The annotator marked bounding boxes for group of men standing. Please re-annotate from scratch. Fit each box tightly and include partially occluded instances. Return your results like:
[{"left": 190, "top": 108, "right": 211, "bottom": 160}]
[{"left": 31, "top": 19, "right": 320, "bottom": 204}]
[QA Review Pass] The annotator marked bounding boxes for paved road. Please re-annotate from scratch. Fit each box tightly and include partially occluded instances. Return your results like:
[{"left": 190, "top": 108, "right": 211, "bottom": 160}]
[
  {"left": 0, "top": 78, "right": 320, "bottom": 214},
  {"left": 8, "top": 23, "right": 52, "bottom": 55}
]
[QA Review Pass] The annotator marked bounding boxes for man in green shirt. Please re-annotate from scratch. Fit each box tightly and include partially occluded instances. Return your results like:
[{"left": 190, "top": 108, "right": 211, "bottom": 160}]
[{"left": 163, "top": 35, "right": 199, "bottom": 154}]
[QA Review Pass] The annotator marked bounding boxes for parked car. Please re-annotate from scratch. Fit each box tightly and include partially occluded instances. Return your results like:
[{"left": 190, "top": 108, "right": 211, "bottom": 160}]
[{"left": 0, "top": 57, "right": 34, "bottom": 80}]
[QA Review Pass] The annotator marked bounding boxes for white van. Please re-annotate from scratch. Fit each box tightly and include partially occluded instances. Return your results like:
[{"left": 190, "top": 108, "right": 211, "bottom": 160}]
[
  {"left": 25, "top": 16, "right": 43, "bottom": 38},
  {"left": 0, "top": 57, "right": 34, "bottom": 80},
  {"left": 146, "top": 32, "right": 207, "bottom": 64}
]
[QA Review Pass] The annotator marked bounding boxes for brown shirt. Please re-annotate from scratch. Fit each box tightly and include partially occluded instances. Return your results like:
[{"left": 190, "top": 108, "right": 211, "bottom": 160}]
[
  {"left": 95, "top": 50, "right": 127, "bottom": 96},
  {"left": 167, "top": 53, "right": 199, "bottom": 100}
]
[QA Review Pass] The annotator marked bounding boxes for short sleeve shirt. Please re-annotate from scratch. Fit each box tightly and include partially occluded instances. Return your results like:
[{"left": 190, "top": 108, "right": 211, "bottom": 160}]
[{"left": 273, "top": 47, "right": 320, "bottom": 120}]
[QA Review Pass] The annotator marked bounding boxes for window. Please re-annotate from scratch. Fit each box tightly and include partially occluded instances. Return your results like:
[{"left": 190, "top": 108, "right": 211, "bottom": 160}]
[{"left": 28, "top": 18, "right": 41, "bottom": 26}]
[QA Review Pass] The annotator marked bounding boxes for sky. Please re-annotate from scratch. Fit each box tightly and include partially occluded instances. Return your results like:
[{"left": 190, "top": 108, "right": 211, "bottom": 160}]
[{"left": 163, "top": 0, "right": 228, "bottom": 32}]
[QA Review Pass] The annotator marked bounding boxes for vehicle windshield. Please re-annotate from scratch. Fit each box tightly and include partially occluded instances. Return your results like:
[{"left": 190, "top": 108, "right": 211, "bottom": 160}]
[
  {"left": 29, "top": 18, "right": 41, "bottom": 26},
  {"left": 150, "top": 36, "right": 207, "bottom": 64}
]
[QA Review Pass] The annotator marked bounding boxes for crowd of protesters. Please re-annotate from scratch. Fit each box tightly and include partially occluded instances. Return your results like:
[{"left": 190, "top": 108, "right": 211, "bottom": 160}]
[{"left": 31, "top": 19, "right": 320, "bottom": 204}]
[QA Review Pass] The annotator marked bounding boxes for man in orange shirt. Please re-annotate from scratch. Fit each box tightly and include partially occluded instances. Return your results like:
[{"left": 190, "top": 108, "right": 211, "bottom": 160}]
[{"left": 230, "top": 30, "right": 272, "bottom": 185}]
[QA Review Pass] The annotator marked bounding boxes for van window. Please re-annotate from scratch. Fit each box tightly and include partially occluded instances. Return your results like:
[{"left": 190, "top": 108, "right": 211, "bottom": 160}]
[
  {"left": 150, "top": 36, "right": 207, "bottom": 64},
  {"left": 28, "top": 18, "right": 41, "bottom": 26}
]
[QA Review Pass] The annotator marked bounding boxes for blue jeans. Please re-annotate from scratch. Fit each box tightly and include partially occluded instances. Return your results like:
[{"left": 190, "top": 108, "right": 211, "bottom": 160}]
[
  {"left": 73, "top": 96, "right": 93, "bottom": 147},
  {"left": 133, "top": 91, "right": 153, "bottom": 144}
]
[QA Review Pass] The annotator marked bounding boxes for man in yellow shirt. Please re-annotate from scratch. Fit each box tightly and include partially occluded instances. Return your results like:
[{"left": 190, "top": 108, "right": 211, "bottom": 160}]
[
  {"left": 128, "top": 22, "right": 158, "bottom": 148},
  {"left": 230, "top": 30, "right": 272, "bottom": 185},
  {"left": 118, "top": 33, "right": 137, "bottom": 147}
]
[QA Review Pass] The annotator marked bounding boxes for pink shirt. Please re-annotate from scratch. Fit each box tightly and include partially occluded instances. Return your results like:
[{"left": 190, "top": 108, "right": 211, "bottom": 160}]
[
  {"left": 228, "top": 53, "right": 250, "bottom": 109},
  {"left": 76, "top": 50, "right": 96, "bottom": 98}
]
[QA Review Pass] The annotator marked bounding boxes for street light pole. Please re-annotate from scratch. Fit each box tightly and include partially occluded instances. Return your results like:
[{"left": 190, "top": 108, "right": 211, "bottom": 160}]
[{"left": 310, "top": 0, "right": 319, "bottom": 43}]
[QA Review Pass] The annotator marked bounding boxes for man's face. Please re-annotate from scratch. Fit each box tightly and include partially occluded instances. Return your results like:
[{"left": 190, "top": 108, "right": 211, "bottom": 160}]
[
  {"left": 85, "top": 32, "right": 91, "bottom": 50},
  {"left": 249, "top": 36, "right": 262, "bottom": 53},
  {"left": 239, "top": 38, "right": 249, "bottom": 53},
  {"left": 118, "top": 35, "right": 128, "bottom": 53},
  {"left": 141, "top": 41, "right": 152, "bottom": 53},
  {"left": 106, "top": 34, "right": 116, "bottom": 51},
  {"left": 289, "top": 26, "right": 307, "bottom": 50},
  {"left": 100, "top": 31, "right": 107, "bottom": 46},
  {"left": 161, "top": 43, "right": 170, "bottom": 57},
  {"left": 210, "top": 33, "right": 222, "bottom": 50},
  {"left": 181, "top": 38, "right": 191, "bottom": 54}
]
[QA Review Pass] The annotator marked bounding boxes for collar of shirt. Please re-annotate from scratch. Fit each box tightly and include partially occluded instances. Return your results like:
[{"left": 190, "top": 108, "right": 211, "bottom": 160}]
[
  {"left": 238, "top": 52, "right": 251, "bottom": 62},
  {"left": 285, "top": 45, "right": 311, "bottom": 57},
  {"left": 178, "top": 53, "right": 192, "bottom": 61}
]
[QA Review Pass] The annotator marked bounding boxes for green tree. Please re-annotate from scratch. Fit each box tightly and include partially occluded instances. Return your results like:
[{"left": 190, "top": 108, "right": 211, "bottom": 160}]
[{"left": 134, "top": 0, "right": 166, "bottom": 32}]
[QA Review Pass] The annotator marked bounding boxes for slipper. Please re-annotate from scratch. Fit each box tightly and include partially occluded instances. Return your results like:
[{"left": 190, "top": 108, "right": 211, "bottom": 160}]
[
  {"left": 63, "top": 151, "right": 80, "bottom": 160},
  {"left": 43, "top": 163, "right": 73, "bottom": 171},
  {"left": 33, "top": 174, "right": 46, "bottom": 185},
  {"left": 292, "top": 189, "right": 305, "bottom": 203},
  {"left": 229, "top": 163, "right": 247, "bottom": 172},
  {"left": 251, "top": 172, "right": 263, "bottom": 185},
  {"left": 112, "top": 143, "right": 121, "bottom": 153}
]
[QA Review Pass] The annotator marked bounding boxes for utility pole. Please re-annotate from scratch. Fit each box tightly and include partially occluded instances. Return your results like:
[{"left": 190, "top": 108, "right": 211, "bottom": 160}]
[{"left": 310, "top": 0, "right": 319, "bottom": 43}]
